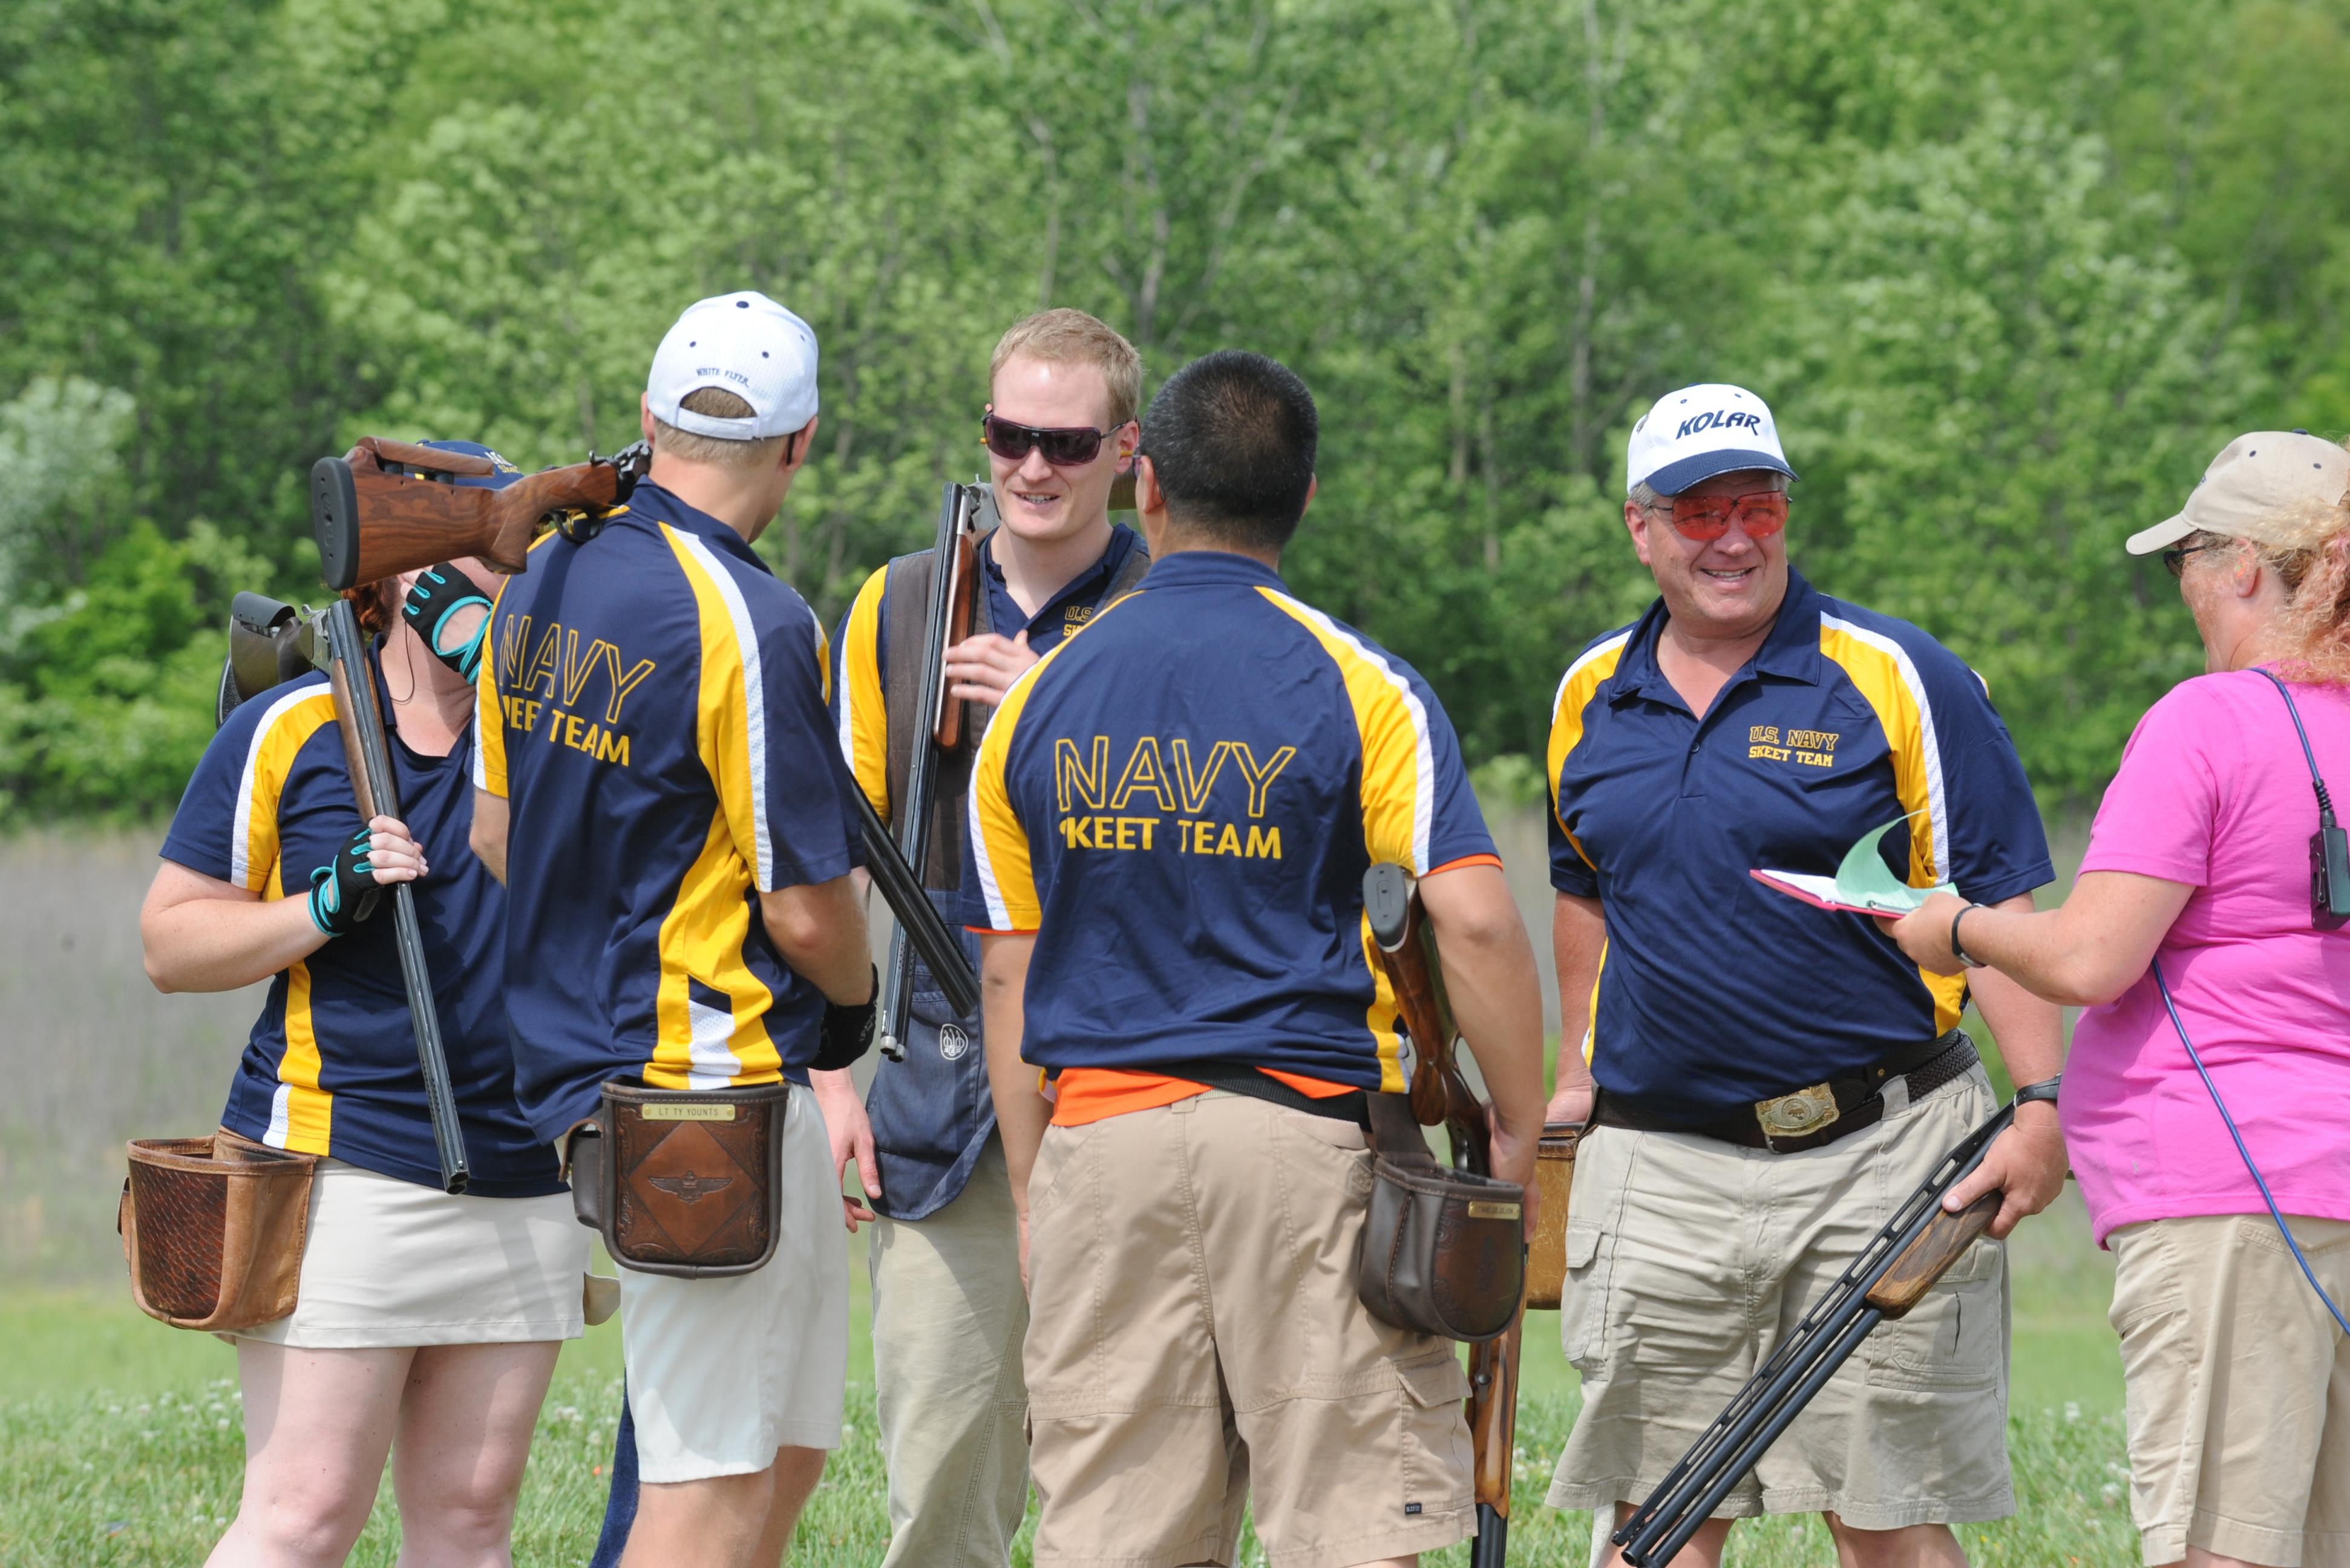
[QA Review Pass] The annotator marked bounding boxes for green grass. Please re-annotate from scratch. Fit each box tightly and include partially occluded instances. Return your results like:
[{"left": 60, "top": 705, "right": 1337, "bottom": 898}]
[
  {"left": 1, "top": 1230, "right": 2134, "bottom": 1568},
  {"left": 0, "top": 1350, "right": 2138, "bottom": 1567}
]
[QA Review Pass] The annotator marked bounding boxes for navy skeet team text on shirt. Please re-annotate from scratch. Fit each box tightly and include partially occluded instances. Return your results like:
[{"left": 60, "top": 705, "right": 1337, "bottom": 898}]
[
  {"left": 1546, "top": 567, "right": 2053, "bottom": 1122},
  {"left": 162, "top": 649, "right": 558, "bottom": 1195},
  {"left": 477, "top": 482, "right": 866, "bottom": 1143},
  {"left": 964, "top": 549, "right": 1499, "bottom": 1091}
]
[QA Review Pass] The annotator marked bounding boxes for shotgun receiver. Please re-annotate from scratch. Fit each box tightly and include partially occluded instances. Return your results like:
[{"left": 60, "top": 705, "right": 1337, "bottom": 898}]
[
  {"left": 1363, "top": 863, "right": 1520, "bottom": 1568},
  {"left": 310, "top": 437, "right": 648, "bottom": 591},
  {"left": 1614, "top": 1102, "right": 2012, "bottom": 1566}
]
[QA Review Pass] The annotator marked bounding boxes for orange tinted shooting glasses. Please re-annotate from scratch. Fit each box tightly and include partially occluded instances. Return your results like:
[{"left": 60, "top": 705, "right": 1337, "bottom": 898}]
[{"left": 1666, "top": 491, "right": 1788, "bottom": 541}]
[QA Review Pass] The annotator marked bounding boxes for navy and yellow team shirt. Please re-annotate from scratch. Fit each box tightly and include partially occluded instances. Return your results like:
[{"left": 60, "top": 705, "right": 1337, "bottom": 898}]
[
  {"left": 162, "top": 656, "right": 558, "bottom": 1195},
  {"left": 1547, "top": 567, "right": 2052, "bottom": 1122},
  {"left": 833, "top": 523, "right": 1144, "bottom": 815},
  {"left": 965, "top": 550, "right": 1499, "bottom": 1108},
  {"left": 476, "top": 482, "right": 865, "bottom": 1142}
]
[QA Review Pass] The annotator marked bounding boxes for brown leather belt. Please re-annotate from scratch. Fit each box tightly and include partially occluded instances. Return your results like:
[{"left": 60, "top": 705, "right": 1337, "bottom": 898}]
[{"left": 1591, "top": 1030, "right": 1978, "bottom": 1154}]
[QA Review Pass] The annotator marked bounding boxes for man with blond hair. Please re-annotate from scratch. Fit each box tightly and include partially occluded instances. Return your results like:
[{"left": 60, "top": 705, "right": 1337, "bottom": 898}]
[
  {"left": 814, "top": 307, "right": 1151, "bottom": 1566},
  {"left": 477, "top": 290, "right": 878, "bottom": 1568}
]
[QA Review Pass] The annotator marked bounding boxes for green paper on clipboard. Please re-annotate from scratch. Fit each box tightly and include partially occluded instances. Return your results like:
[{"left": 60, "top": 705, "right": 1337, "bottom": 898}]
[{"left": 1750, "top": 815, "right": 1955, "bottom": 916}]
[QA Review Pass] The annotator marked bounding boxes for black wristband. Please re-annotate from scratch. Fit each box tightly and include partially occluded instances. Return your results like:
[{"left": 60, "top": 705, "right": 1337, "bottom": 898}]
[
  {"left": 811, "top": 965, "right": 880, "bottom": 1072},
  {"left": 1949, "top": 903, "right": 1987, "bottom": 969},
  {"left": 2014, "top": 1075, "right": 2063, "bottom": 1107}
]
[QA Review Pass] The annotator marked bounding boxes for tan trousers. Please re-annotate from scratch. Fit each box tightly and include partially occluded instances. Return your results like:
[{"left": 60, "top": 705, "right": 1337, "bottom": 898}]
[{"left": 867, "top": 1134, "right": 1031, "bottom": 1568}]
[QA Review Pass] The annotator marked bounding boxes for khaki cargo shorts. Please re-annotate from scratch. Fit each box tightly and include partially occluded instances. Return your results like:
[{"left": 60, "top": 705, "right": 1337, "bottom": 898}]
[
  {"left": 1546, "top": 1067, "right": 2012, "bottom": 1530},
  {"left": 1023, "top": 1089, "right": 1476, "bottom": 1568},
  {"left": 2109, "top": 1212, "right": 2350, "bottom": 1568}
]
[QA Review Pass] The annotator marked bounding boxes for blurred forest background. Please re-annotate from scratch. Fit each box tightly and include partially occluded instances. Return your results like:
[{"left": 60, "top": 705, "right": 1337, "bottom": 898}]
[{"left": 6, "top": 0, "right": 2350, "bottom": 822}]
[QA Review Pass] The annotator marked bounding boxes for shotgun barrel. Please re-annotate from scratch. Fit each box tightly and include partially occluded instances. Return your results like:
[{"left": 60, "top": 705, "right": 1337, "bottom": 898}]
[
  {"left": 854, "top": 788, "right": 980, "bottom": 1021},
  {"left": 1614, "top": 1101, "right": 2015, "bottom": 1566},
  {"left": 875, "top": 482, "right": 984, "bottom": 1060},
  {"left": 319, "top": 598, "right": 473, "bottom": 1194}
]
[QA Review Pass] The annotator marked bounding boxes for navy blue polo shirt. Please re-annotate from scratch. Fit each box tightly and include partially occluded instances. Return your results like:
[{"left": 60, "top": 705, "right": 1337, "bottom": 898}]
[
  {"left": 477, "top": 482, "right": 866, "bottom": 1141},
  {"left": 163, "top": 653, "right": 558, "bottom": 1195},
  {"left": 1546, "top": 569, "right": 2051, "bottom": 1120},
  {"left": 966, "top": 550, "right": 1499, "bottom": 1090}
]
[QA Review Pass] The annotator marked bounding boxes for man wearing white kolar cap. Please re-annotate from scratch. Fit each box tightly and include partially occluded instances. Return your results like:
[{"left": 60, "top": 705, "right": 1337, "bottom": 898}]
[
  {"left": 472, "top": 291, "right": 880, "bottom": 1568},
  {"left": 1539, "top": 384, "right": 2069, "bottom": 1565}
]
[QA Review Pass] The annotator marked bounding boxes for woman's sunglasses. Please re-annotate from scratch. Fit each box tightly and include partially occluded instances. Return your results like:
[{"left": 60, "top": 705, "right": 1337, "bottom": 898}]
[
  {"left": 1657, "top": 491, "right": 1789, "bottom": 542},
  {"left": 980, "top": 409, "right": 1123, "bottom": 467},
  {"left": 2162, "top": 542, "right": 2221, "bottom": 579}
]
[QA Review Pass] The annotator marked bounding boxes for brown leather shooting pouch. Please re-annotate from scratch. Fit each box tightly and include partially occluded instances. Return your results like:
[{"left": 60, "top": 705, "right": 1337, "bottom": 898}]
[
  {"left": 566, "top": 1078, "right": 790, "bottom": 1278},
  {"left": 1522, "top": 1122, "right": 1582, "bottom": 1310},
  {"left": 1356, "top": 1093, "right": 1525, "bottom": 1343},
  {"left": 119, "top": 1130, "right": 319, "bottom": 1331}
]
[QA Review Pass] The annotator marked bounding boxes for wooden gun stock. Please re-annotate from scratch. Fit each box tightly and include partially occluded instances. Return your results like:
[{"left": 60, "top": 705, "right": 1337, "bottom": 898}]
[
  {"left": 932, "top": 523, "right": 980, "bottom": 749},
  {"left": 1362, "top": 861, "right": 1519, "bottom": 1562},
  {"left": 312, "top": 439, "right": 627, "bottom": 591},
  {"left": 1864, "top": 1190, "right": 2000, "bottom": 1316}
]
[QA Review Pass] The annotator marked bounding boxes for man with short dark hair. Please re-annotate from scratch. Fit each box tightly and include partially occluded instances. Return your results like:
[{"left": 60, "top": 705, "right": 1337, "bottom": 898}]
[
  {"left": 473, "top": 291, "right": 876, "bottom": 1568},
  {"left": 967, "top": 350, "right": 1549, "bottom": 1567},
  {"left": 1542, "top": 383, "right": 2069, "bottom": 1566}
]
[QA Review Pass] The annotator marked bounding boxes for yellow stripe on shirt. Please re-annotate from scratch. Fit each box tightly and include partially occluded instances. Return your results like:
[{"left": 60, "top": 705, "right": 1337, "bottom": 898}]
[
  {"left": 1817, "top": 616, "right": 1966, "bottom": 1033},
  {"left": 1255, "top": 589, "right": 1432, "bottom": 872},
  {"left": 232, "top": 687, "right": 339, "bottom": 892},
  {"left": 1257, "top": 589, "right": 1450, "bottom": 1092},
  {"left": 1545, "top": 632, "right": 1631, "bottom": 870},
  {"left": 649, "top": 524, "right": 781, "bottom": 1088},
  {"left": 836, "top": 564, "right": 890, "bottom": 819}
]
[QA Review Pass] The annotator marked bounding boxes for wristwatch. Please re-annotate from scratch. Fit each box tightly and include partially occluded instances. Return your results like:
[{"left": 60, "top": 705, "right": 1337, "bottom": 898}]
[
  {"left": 2014, "top": 1074, "right": 2063, "bottom": 1107},
  {"left": 1948, "top": 903, "right": 1987, "bottom": 969}
]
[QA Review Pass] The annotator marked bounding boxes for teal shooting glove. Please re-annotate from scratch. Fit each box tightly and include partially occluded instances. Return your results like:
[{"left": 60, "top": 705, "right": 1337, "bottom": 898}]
[
  {"left": 401, "top": 563, "right": 493, "bottom": 684},
  {"left": 307, "top": 826, "right": 385, "bottom": 938}
]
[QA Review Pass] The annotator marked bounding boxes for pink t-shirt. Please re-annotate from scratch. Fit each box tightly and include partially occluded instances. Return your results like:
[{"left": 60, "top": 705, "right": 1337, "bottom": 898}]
[{"left": 2063, "top": 667, "right": 2350, "bottom": 1246}]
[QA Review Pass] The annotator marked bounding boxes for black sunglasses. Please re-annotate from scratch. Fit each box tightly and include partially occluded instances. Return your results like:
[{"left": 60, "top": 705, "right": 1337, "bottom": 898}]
[
  {"left": 2162, "top": 541, "right": 2220, "bottom": 579},
  {"left": 980, "top": 409, "right": 1123, "bottom": 467}
]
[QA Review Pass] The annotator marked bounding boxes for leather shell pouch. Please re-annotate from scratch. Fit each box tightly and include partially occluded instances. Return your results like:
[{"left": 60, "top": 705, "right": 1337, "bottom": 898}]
[
  {"left": 566, "top": 1078, "right": 790, "bottom": 1278},
  {"left": 1521, "top": 1123, "right": 1582, "bottom": 1310},
  {"left": 1356, "top": 1093, "right": 1525, "bottom": 1343},
  {"left": 119, "top": 1130, "right": 319, "bottom": 1331}
]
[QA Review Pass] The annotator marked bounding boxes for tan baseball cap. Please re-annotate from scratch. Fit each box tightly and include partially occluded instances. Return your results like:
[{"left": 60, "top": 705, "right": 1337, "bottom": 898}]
[{"left": 2127, "top": 430, "right": 2350, "bottom": 554}]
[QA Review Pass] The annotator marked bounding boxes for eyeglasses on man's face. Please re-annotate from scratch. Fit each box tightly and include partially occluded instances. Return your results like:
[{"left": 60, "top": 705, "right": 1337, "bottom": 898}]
[
  {"left": 1650, "top": 490, "right": 1789, "bottom": 543},
  {"left": 980, "top": 408, "right": 1125, "bottom": 468}
]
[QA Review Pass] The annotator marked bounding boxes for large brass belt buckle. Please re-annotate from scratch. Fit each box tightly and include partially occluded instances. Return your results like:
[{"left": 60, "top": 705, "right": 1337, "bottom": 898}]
[{"left": 1755, "top": 1083, "right": 1839, "bottom": 1142}]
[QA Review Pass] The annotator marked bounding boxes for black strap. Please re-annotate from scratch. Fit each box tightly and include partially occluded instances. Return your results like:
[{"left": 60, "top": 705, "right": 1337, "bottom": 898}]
[
  {"left": 2253, "top": 667, "right": 2339, "bottom": 817},
  {"left": 1162, "top": 1059, "right": 1370, "bottom": 1126}
]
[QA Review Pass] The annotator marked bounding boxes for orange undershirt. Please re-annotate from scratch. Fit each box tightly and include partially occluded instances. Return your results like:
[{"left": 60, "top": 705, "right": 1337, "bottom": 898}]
[{"left": 1044, "top": 851, "right": 1504, "bottom": 1126}]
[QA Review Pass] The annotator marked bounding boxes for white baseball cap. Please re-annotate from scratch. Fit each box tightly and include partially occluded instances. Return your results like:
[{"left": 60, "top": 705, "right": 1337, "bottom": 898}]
[
  {"left": 646, "top": 291, "right": 819, "bottom": 442},
  {"left": 2126, "top": 430, "right": 2350, "bottom": 555},
  {"left": 1626, "top": 383, "right": 1796, "bottom": 496}
]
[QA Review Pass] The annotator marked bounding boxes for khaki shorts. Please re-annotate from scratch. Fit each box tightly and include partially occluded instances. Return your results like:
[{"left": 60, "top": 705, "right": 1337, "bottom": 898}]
[
  {"left": 1546, "top": 1067, "right": 2011, "bottom": 1529},
  {"left": 1024, "top": 1089, "right": 1476, "bottom": 1568},
  {"left": 2109, "top": 1213, "right": 2350, "bottom": 1568},
  {"left": 617, "top": 1083, "right": 848, "bottom": 1484},
  {"left": 234, "top": 1158, "right": 588, "bottom": 1348}
]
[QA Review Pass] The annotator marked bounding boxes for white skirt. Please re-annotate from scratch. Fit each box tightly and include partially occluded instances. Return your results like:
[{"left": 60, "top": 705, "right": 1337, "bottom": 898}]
[{"left": 234, "top": 1159, "right": 591, "bottom": 1348}]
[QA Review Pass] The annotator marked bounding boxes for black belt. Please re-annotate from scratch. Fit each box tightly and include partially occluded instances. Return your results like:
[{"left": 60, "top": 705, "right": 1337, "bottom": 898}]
[
  {"left": 1591, "top": 1030, "right": 1978, "bottom": 1154},
  {"left": 1157, "top": 1059, "right": 1371, "bottom": 1126}
]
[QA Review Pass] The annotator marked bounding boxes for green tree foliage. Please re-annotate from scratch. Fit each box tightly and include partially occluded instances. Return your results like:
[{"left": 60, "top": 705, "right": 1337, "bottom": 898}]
[{"left": 3, "top": 0, "right": 2344, "bottom": 821}]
